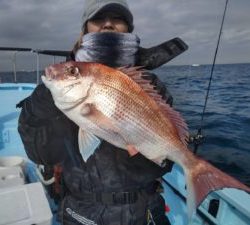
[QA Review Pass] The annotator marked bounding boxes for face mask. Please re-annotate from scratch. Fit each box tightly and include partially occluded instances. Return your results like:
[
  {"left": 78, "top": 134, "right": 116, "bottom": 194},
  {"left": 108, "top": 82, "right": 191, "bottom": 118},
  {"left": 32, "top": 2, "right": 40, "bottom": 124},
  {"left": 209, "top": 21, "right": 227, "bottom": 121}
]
[{"left": 75, "top": 32, "right": 140, "bottom": 67}]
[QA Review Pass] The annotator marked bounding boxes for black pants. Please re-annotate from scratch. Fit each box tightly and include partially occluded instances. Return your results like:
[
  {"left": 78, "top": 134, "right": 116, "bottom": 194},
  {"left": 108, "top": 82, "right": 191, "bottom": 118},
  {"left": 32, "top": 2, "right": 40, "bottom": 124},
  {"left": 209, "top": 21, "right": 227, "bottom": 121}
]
[{"left": 146, "top": 194, "right": 171, "bottom": 225}]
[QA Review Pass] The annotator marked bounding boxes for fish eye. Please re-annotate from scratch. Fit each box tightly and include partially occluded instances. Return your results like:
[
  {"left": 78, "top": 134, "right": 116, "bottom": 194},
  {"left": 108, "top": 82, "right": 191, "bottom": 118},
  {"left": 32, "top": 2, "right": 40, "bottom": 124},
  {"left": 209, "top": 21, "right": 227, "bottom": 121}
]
[{"left": 66, "top": 66, "right": 79, "bottom": 76}]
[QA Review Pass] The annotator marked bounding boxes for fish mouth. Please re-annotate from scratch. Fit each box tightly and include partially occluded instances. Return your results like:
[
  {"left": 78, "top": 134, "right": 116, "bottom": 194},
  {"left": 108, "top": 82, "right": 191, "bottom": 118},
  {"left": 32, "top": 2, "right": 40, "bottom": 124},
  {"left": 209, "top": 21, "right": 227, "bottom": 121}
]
[
  {"left": 44, "top": 65, "right": 82, "bottom": 93},
  {"left": 45, "top": 66, "right": 64, "bottom": 80},
  {"left": 42, "top": 72, "right": 82, "bottom": 97},
  {"left": 45, "top": 66, "right": 57, "bottom": 81}
]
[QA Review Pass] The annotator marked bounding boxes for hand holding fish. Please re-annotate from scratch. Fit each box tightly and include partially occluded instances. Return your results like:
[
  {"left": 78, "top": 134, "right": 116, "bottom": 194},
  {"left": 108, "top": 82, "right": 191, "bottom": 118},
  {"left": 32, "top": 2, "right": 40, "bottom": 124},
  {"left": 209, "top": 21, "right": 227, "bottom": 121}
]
[{"left": 127, "top": 145, "right": 139, "bottom": 156}]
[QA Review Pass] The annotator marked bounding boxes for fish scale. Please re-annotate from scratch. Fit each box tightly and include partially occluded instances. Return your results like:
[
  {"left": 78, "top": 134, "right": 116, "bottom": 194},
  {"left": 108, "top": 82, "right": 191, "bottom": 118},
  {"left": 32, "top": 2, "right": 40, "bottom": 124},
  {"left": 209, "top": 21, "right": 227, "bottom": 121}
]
[
  {"left": 93, "top": 83, "right": 160, "bottom": 149},
  {"left": 95, "top": 84, "right": 166, "bottom": 143},
  {"left": 97, "top": 84, "right": 171, "bottom": 137}
]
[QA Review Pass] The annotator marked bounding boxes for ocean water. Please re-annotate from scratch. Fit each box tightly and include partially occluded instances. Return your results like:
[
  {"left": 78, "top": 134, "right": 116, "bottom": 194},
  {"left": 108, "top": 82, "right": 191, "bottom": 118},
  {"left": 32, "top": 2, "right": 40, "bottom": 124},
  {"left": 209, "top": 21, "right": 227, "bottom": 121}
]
[
  {"left": 1, "top": 63, "right": 250, "bottom": 186},
  {"left": 155, "top": 63, "right": 250, "bottom": 186}
]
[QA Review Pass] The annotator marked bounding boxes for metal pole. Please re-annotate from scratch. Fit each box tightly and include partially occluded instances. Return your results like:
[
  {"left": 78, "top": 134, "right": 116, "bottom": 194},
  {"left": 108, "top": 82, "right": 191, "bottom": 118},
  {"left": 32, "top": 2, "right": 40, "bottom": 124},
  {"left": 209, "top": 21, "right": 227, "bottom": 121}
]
[
  {"left": 36, "top": 53, "right": 40, "bottom": 85},
  {"left": 53, "top": 56, "right": 56, "bottom": 64},
  {"left": 12, "top": 51, "right": 17, "bottom": 83}
]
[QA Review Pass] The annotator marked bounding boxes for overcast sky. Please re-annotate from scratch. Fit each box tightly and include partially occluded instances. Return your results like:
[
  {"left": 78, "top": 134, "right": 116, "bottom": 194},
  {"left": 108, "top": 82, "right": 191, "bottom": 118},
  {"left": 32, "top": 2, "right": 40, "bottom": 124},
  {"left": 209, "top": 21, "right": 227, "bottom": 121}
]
[{"left": 0, "top": 0, "right": 250, "bottom": 71}]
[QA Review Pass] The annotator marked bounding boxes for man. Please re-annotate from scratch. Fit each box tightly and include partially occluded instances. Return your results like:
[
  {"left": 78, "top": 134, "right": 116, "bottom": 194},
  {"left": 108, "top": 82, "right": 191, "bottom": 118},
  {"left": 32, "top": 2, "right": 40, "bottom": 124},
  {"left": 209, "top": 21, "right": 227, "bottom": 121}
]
[{"left": 18, "top": 0, "right": 177, "bottom": 224}]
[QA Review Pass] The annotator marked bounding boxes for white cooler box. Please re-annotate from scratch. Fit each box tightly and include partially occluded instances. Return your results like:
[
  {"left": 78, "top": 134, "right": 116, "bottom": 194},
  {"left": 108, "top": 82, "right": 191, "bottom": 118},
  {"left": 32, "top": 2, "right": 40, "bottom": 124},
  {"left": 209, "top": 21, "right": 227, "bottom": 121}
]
[
  {"left": 0, "top": 182, "right": 52, "bottom": 225},
  {"left": 0, "top": 156, "right": 26, "bottom": 189},
  {"left": 0, "top": 166, "right": 25, "bottom": 188}
]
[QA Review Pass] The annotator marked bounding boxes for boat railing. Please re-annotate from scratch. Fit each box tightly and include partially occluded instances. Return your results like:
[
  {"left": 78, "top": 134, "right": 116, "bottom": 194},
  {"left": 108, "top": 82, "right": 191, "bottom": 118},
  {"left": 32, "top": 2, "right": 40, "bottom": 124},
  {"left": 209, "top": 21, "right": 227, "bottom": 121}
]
[{"left": 0, "top": 47, "right": 70, "bottom": 84}]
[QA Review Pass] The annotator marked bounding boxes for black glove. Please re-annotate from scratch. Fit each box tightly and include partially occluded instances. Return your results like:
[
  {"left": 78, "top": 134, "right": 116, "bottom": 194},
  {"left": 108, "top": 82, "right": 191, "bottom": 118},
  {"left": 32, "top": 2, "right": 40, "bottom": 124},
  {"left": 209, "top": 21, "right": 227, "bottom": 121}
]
[
  {"left": 17, "top": 84, "right": 78, "bottom": 166},
  {"left": 128, "top": 153, "right": 173, "bottom": 182},
  {"left": 136, "top": 37, "right": 188, "bottom": 70}
]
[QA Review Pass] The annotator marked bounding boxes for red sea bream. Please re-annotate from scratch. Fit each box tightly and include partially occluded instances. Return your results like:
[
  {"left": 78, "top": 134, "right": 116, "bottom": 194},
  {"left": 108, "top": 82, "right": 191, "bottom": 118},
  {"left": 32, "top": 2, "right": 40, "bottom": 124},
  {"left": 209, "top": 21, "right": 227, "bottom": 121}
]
[{"left": 42, "top": 61, "right": 250, "bottom": 220}]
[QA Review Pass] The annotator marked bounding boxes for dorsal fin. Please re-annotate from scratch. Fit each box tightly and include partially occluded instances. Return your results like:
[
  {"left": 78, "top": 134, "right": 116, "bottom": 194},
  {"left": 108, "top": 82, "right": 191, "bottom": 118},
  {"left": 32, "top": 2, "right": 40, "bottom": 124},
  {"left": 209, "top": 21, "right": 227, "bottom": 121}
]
[{"left": 118, "top": 66, "right": 189, "bottom": 146}]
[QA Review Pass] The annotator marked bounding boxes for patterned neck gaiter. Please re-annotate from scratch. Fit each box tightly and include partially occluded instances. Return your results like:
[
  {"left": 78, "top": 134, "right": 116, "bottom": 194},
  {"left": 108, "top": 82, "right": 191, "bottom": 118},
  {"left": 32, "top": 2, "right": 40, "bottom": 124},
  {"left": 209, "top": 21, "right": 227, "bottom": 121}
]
[{"left": 75, "top": 32, "right": 140, "bottom": 67}]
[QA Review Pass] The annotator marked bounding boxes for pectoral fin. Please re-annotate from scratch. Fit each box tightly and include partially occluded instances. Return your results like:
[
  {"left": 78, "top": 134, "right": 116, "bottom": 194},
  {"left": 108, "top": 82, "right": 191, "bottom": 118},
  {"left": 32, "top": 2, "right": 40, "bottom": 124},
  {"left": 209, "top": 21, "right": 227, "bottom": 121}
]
[
  {"left": 84, "top": 104, "right": 128, "bottom": 149},
  {"left": 78, "top": 128, "right": 101, "bottom": 162}
]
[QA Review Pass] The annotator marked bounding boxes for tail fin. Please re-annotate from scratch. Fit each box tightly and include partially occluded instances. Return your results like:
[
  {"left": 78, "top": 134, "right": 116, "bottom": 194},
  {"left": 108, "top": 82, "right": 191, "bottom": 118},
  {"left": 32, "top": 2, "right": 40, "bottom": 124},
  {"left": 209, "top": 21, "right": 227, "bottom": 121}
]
[{"left": 185, "top": 158, "right": 250, "bottom": 220}]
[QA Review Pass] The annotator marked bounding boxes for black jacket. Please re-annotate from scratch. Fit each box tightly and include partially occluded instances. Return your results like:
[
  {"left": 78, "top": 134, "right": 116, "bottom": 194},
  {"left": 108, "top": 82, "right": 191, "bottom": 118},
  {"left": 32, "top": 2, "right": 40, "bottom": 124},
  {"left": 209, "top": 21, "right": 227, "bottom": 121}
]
[{"left": 18, "top": 52, "right": 174, "bottom": 225}]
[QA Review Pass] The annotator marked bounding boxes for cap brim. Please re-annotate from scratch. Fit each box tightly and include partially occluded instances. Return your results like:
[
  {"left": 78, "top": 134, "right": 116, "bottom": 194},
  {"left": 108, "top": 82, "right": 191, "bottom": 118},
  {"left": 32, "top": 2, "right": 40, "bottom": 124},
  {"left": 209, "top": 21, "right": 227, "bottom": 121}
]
[{"left": 88, "top": 3, "right": 133, "bottom": 31}]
